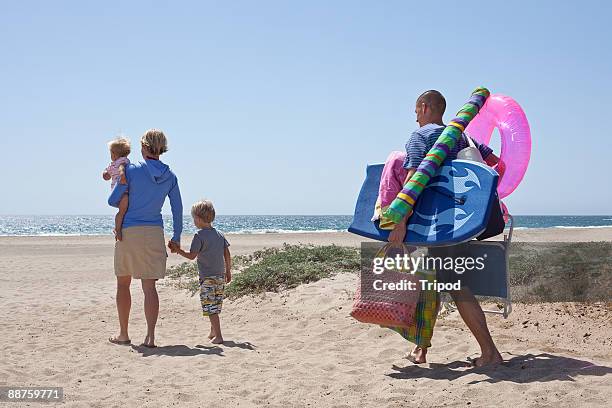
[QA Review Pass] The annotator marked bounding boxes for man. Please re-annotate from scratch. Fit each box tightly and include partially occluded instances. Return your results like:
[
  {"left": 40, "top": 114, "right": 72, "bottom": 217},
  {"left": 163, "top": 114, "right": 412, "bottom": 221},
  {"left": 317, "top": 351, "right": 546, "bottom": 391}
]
[{"left": 389, "top": 90, "right": 503, "bottom": 367}]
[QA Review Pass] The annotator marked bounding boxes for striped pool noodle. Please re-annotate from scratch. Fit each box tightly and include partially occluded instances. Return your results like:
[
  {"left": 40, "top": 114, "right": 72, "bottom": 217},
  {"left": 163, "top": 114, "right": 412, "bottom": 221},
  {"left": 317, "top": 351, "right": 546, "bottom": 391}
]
[{"left": 383, "top": 87, "right": 491, "bottom": 225}]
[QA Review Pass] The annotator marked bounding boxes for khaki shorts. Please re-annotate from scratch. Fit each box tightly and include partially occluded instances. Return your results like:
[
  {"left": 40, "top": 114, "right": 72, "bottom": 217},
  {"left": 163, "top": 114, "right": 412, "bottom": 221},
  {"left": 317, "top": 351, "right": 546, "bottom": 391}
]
[{"left": 114, "top": 226, "right": 167, "bottom": 279}]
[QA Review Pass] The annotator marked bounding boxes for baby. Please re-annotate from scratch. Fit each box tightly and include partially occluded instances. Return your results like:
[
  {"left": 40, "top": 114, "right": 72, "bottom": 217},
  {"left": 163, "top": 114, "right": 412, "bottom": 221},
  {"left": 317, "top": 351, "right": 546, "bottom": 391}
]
[
  {"left": 169, "top": 200, "right": 232, "bottom": 344},
  {"left": 102, "top": 137, "right": 130, "bottom": 241}
]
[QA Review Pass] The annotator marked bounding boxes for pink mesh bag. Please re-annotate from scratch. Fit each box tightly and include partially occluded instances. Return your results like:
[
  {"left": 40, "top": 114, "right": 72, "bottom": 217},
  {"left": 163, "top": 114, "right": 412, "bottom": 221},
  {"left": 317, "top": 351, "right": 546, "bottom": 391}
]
[{"left": 350, "top": 244, "right": 421, "bottom": 328}]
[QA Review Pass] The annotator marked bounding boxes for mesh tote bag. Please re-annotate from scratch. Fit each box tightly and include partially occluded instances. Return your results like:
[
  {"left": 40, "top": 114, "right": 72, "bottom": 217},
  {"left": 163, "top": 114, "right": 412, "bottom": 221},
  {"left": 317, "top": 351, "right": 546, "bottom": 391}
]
[{"left": 350, "top": 244, "right": 421, "bottom": 328}]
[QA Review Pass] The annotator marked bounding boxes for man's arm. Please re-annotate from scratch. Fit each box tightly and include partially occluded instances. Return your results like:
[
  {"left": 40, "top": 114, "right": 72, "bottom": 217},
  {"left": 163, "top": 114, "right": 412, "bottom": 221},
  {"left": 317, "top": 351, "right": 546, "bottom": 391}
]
[
  {"left": 388, "top": 168, "right": 416, "bottom": 243},
  {"left": 469, "top": 136, "right": 505, "bottom": 178},
  {"left": 484, "top": 152, "right": 505, "bottom": 180},
  {"left": 388, "top": 130, "right": 429, "bottom": 243},
  {"left": 484, "top": 152, "right": 498, "bottom": 166},
  {"left": 402, "top": 168, "right": 417, "bottom": 186}
]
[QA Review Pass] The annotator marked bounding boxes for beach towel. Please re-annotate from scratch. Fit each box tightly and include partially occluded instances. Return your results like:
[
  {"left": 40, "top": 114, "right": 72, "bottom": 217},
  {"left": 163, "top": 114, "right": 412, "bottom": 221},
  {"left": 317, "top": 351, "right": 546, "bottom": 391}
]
[
  {"left": 388, "top": 268, "right": 439, "bottom": 348},
  {"left": 372, "top": 151, "right": 408, "bottom": 230}
]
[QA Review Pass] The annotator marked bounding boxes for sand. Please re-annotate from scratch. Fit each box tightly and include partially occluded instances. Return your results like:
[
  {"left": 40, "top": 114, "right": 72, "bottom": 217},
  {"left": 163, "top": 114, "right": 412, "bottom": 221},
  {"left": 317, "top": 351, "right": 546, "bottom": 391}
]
[{"left": 1, "top": 229, "right": 611, "bottom": 407}]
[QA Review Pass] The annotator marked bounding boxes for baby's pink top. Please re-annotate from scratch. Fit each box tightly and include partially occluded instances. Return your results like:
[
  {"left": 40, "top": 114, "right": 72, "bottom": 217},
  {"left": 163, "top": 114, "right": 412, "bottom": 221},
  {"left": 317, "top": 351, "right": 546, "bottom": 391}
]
[{"left": 105, "top": 157, "right": 130, "bottom": 189}]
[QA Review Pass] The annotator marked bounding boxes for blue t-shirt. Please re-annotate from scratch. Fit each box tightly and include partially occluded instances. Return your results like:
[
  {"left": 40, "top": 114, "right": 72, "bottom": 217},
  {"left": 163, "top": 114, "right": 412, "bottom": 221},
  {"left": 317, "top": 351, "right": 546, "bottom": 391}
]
[{"left": 403, "top": 124, "right": 493, "bottom": 170}]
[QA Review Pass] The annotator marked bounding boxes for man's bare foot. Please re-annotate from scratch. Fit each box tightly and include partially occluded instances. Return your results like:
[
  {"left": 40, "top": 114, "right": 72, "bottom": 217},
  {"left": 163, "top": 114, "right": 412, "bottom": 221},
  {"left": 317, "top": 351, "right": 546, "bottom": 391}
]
[
  {"left": 210, "top": 336, "right": 224, "bottom": 344},
  {"left": 469, "top": 351, "right": 503, "bottom": 368},
  {"left": 407, "top": 346, "right": 427, "bottom": 364}
]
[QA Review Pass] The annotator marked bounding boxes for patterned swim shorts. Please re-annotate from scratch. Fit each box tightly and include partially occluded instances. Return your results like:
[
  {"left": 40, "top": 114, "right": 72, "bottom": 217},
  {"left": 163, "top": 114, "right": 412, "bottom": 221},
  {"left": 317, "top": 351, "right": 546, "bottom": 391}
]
[{"left": 199, "top": 277, "right": 225, "bottom": 316}]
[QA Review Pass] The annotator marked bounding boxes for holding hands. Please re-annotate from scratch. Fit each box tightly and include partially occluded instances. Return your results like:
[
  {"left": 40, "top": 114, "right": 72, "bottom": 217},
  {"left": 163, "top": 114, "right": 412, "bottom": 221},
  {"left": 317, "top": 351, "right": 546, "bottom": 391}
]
[
  {"left": 168, "top": 234, "right": 232, "bottom": 284},
  {"left": 168, "top": 240, "right": 180, "bottom": 253}
]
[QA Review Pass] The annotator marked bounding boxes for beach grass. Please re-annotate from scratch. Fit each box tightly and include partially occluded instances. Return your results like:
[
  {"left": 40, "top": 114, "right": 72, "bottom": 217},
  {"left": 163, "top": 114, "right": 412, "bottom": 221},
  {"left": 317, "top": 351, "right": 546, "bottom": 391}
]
[
  {"left": 508, "top": 242, "right": 612, "bottom": 302},
  {"left": 165, "top": 261, "right": 200, "bottom": 295},
  {"left": 166, "top": 244, "right": 361, "bottom": 298},
  {"left": 166, "top": 241, "right": 612, "bottom": 303}
]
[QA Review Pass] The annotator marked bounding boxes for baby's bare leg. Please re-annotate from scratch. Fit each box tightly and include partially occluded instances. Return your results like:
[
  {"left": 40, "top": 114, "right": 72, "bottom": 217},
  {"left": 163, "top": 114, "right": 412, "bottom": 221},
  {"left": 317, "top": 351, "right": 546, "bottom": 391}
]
[
  {"left": 119, "top": 164, "right": 127, "bottom": 185},
  {"left": 114, "top": 194, "right": 129, "bottom": 241}
]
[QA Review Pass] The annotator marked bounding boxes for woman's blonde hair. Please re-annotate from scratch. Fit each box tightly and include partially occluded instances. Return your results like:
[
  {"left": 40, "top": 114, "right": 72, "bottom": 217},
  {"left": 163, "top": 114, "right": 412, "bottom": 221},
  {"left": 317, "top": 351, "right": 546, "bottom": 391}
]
[
  {"left": 191, "top": 200, "right": 216, "bottom": 223},
  {"left": 108, "top": 137, "right": 131, "bottom": 157},
  {"left": 141, "top": 129, "right": 168, "bottom": 156}
]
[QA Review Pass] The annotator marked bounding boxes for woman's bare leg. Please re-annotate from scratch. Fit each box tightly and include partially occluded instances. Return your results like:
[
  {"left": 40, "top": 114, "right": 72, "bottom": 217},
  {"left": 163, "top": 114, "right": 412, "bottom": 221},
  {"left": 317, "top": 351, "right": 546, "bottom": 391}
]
[
  {"left": 141, "top": 279, "right": 159, "bottom": 347},
  {"left": 113, "top": 276, "right": 131, "bottom": 341}
]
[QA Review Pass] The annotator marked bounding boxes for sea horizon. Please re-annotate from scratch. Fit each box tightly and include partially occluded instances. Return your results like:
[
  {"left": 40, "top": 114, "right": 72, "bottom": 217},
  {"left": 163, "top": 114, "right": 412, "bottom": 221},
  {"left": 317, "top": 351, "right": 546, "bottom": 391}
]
[{"left": 1, "top": 214, "right": 611, "bottom": 236}]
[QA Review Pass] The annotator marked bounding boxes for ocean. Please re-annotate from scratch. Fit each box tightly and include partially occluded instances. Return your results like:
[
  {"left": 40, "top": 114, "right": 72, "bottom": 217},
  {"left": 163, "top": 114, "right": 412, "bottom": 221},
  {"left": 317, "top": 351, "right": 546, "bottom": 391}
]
[{"left": 0, "top": 215, "right": 611, "bottom": 236}]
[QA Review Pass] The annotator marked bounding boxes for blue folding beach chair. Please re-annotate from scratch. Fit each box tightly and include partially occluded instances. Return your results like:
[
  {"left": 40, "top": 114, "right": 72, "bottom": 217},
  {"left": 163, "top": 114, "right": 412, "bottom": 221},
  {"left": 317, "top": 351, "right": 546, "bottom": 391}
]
[
  {"left": 348, "top": 163, "right": 514, "bottom": 317},
  {"left": 428, "top": 217, "right": 514, "bottom": 318}
]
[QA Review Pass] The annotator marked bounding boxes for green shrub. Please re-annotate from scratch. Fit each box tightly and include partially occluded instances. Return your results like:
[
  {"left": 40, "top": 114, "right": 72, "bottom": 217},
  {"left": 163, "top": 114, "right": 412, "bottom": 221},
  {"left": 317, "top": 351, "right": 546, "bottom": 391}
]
[
  {"left": 165, "top": 244, "right": 361, "bottom": 299},
  {"left": 165, "top": 261, "right": 199, "bottom": 295}
]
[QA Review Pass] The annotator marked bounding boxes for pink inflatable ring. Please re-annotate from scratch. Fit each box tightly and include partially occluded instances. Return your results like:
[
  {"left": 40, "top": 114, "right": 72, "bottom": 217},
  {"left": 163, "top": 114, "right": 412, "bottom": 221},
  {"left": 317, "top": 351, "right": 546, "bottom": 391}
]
[{"left": 465, "top": 94, "right": 531, "bottom": 199}]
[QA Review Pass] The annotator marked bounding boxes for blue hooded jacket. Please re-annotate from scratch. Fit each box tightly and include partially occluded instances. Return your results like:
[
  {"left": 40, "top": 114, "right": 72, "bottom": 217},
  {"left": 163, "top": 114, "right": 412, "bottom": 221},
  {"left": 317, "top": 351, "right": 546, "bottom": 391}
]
[{"left": 108, "top": 159, "right": 183, "bottom": 242}]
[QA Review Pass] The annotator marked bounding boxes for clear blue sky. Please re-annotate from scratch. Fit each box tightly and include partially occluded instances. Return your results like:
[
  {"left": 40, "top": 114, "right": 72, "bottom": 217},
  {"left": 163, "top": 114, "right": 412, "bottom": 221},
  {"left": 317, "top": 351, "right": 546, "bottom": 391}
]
[{"left": 2, "top": 0, "right": 611, "bottom": 215}]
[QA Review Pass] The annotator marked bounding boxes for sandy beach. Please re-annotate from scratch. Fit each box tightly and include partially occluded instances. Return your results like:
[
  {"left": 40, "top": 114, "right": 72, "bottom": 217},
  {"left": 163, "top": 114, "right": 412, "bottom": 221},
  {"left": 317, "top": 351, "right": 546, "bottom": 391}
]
[{"left": 1, "top": 229, "right": 611, "bottom": 407}]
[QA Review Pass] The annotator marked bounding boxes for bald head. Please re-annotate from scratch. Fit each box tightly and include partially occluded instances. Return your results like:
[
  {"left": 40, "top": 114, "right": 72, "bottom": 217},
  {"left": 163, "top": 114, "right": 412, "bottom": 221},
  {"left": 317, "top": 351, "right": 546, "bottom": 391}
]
[
  {"left": 414, "top": 89, "right": 446, "bottom": 126},
  {"left": 416, "top": 90, "right": 446, "bottom": 116}
]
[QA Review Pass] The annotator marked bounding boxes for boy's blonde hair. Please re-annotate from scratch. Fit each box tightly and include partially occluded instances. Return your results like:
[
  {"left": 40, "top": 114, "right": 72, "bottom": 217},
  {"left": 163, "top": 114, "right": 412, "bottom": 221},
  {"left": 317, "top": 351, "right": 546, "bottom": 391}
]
[
  {"left": 108, "top": 137, "right": 131, "bottom": 157},
  {"left": 191, "top": 200, "right": 216, "bottom": 223},
  {"left": 141, "top": 129, "right": 168, "bottom": 156}
]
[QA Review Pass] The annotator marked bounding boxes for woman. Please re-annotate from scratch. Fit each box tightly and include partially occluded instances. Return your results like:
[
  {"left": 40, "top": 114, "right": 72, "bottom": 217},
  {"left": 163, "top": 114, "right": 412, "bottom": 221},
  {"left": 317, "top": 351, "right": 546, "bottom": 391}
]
[{"left": 108, "top": 129, "right": 183, "bottom": 348}]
